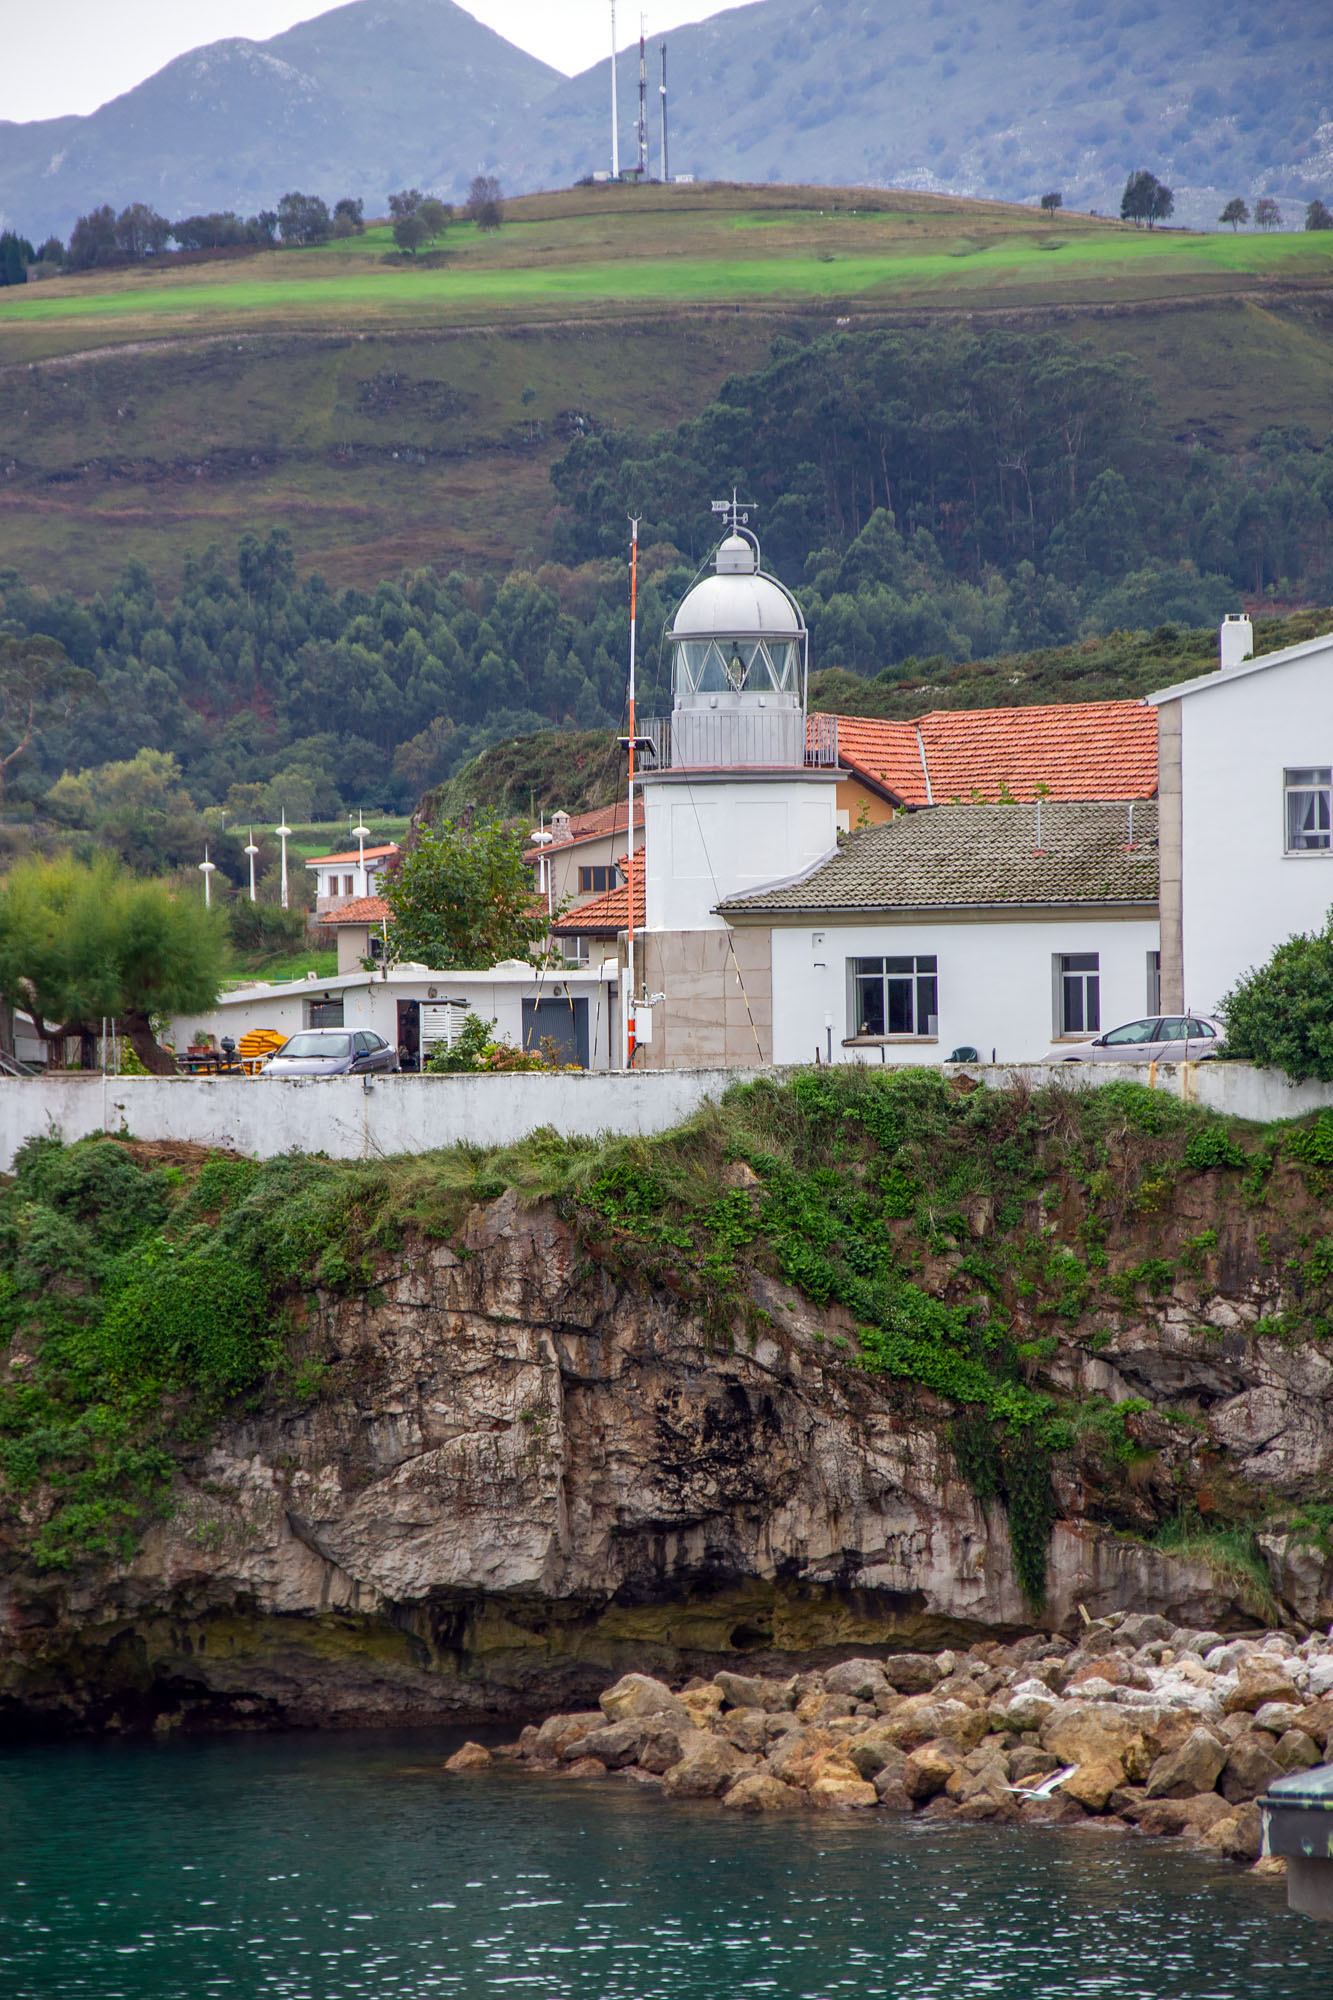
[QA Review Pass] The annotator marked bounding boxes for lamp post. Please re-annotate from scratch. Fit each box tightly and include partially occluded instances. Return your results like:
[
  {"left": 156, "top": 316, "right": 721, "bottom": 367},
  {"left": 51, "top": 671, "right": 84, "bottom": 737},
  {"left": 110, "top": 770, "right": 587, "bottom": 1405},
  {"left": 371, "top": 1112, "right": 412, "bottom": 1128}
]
[
  {"left": 244, "top": 828, "right": 259, "bottom": 903},
  {"left": 199, "top": 845, "right": 217, "bottom": 908},
  {"left": 352, "top": 811, "right": 370, "bottom": 895},
  {"left": 275, "top": 811, "right": 292, "bottom": 911}
]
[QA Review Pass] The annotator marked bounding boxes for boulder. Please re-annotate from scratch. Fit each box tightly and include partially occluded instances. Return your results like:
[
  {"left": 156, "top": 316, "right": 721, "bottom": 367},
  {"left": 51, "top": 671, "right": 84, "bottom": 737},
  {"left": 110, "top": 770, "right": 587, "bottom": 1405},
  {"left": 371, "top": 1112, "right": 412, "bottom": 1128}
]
[
  {"left": 875, "top": 1775, "right": 914, "bottom": 1812},
  {"left": 1293, "top": 1699, "right": 1333, "bottom": 1750},
  {"left": 1274, "top": 1728, "right": 1322, "bottom": 1772},
  {"left": 1138, "top": 1793, "right": 1230, "bottom": 1840},
  {"left": 767, "top": 1725, "right": 837, "bottom": 1785},
  {"left": 1062, "top": 1761, "right": 1124, "bottom": 1813},
  {"left": 574, "top": 1722, "right": 647, "bottom": 1769},
  {"left": 1223, "top": 1669, "right": 1298, "bottom": 1716},
  {"left": 1144, "top": 1727, "right": 1226, "bottom": 1801},
  {"left": 946, "top": 1756, "right": 1011, "bottom": 1807},
  {"left": 714, "top": 1670, "right": 796, "bottom": 1712},
  {"left": 1221, "top": 1733, "right": 1283, "bottom": 1804},
  {"left": 721, "top": 1771, "right": 802, "bottom": 1813},
  {"left": 600, "top": 1674, "right": 689, "bottom": 1725},
  {"left": 1308, "top": 1656, "right": 1333, "bottom": 1700},
  {"left": 1040, "top": 1702, "right": 1158, "bottom": 1785},
  {"left": 1205, "top": 1803, "right": 1263, "bottom": 1862},
  {"left": 680, "top": 1684, "right": 725, "bottom": 1725},
  {"left": 901, "top": 1740, "right": 960, "bottom": 1803},
  {"left": 1117, "top": 1614, "right": 1176, "bottom": 1649},
  {"left": 1251, "top": 1702, "right": 1303, "bottom": 1735},
  {"left": 1009, "top": 1747, "right": 1063, "bottom": 1784},
  {"left": 444, "top": 1740, "right": 492, "bottom": 1772},
  {"left": 532, "top": 1711, "right": 603, "bottom": 1762},
  {"left": 845, "top": 1728, "right": 908, "bottom": 1782},
  {"left": 517, "top": 1725, "right": 541, "bottom": 1757},
  {"left": 882, "top": 1695, "right": 989, "bottom": 1753},
  {"left": 721, "top": 1709, "right": 771, "bottom": 1756},
  {"left": 883, "top": 1652, "right": 945, "bottom": 1695},
  {"left": 810, "top": 1773, "right": 880, "bottom": 1810},
  {"left": 824, "top": 1659, "right": 892, "bottom": 1702},
  {"left": 564, "top": 1756, "right": 608, "bottom": 1778},
  {"left": 796, "top": 1691, "right": 856, "bottom": 1726},
  {"left": 662, "top": 1729, "right": 752, "bottom": 1799},
  {"left": 995, "top": 1680, "right": 1059, "bottom": 1732}
]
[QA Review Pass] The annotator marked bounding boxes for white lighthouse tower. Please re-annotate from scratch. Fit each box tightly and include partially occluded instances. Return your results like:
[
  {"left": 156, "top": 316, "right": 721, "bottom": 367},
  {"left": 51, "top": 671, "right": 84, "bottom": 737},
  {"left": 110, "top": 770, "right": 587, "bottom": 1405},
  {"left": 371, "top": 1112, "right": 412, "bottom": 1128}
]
[{"left": 636, "top": 500, "right": 840, "bottom": 1062}]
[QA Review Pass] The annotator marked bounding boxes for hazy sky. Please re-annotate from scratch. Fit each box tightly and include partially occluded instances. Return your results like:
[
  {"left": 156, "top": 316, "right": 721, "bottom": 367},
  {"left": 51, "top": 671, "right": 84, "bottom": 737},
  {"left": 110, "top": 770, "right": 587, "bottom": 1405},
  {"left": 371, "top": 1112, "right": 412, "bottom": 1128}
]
[{"left": 1, "top": 1, "right": 731, "bottom": 123}]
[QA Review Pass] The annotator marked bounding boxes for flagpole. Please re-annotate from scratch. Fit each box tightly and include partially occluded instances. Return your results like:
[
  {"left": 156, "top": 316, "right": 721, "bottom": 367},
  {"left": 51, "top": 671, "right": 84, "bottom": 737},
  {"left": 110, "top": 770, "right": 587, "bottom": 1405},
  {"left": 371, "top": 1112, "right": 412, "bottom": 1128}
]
[{"left": 624, "top": 516, "right": 639, "bottom": 1069}]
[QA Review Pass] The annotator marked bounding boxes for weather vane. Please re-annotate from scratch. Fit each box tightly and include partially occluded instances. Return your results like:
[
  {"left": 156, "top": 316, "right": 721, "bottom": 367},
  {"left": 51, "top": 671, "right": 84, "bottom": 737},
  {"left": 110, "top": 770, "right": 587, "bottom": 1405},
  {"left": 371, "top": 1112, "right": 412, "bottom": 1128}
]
[{"left": 711, "top": 489, "right": 758, "bottom": 534}]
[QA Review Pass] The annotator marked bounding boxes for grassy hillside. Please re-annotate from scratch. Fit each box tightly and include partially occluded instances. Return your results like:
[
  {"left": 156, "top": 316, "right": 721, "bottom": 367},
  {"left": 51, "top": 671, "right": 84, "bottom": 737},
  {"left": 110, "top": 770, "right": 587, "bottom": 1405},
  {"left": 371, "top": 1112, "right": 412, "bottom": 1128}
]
[{"left": 4, "top": 184, "right": 1333, "bottom": 591}]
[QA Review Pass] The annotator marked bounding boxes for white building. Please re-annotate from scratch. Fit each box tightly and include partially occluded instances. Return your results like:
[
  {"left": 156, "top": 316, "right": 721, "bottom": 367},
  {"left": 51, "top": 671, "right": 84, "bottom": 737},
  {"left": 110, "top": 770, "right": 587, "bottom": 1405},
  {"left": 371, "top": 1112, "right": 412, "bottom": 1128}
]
[
  {"left": 1148, "top": 617, "right": 1333, "bottom": 1015},
  {"left": 170, "top": 961, "right": 618, "bottom": 1071},
  {"left": 719, "top": 801, "right": 1160, "bottom": 1065},
  {"left": 306, "top": 841, "right": 400, "bottom": 914}
]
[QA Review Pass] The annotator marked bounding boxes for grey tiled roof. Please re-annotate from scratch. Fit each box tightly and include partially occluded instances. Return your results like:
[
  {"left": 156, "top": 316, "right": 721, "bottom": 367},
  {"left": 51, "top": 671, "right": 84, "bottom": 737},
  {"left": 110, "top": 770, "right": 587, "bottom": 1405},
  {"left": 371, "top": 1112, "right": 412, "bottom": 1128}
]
[{"left": 719, "top": 801, "right": 1158, "bottom": 916}]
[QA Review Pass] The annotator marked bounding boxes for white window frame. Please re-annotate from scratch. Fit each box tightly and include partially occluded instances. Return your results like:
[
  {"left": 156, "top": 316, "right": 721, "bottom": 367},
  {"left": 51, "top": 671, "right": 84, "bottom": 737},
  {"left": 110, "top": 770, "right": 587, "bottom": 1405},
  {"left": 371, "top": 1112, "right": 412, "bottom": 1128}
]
[
  {"left": 847, "top": 955, "right": 939, "bottom": 1040},
  {"left": 1284, "top": 767, "right": 1332, "bottom": 854},
  {"left": 1055, "top": 952, "right": 1100, "bottom": 1036}
]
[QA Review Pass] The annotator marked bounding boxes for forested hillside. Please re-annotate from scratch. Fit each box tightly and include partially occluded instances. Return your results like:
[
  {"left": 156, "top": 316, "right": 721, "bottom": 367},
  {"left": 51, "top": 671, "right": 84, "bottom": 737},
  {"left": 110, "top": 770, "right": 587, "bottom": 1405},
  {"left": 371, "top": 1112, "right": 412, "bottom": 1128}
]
[{"left": 4, "top": 321, "right": 1333, "bottom": 820}]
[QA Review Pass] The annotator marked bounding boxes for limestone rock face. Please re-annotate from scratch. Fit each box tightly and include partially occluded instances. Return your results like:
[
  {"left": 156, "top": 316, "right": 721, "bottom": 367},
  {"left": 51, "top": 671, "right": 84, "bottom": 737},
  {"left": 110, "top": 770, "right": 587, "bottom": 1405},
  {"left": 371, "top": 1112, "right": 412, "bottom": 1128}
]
[{"left": 4, "top": 1191, "right": 1333, "bottom": 1727}]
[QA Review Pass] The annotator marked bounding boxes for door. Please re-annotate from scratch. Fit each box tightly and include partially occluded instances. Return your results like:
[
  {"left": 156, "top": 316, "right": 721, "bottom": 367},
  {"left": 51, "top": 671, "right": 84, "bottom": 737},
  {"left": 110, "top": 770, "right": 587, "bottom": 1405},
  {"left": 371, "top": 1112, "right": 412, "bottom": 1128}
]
[
  {"left": 396, "top": 999, "right": 420, "bottom": 1071},
  {"left": 522, "top": 997, "right": 589, "bottom": 1069}
]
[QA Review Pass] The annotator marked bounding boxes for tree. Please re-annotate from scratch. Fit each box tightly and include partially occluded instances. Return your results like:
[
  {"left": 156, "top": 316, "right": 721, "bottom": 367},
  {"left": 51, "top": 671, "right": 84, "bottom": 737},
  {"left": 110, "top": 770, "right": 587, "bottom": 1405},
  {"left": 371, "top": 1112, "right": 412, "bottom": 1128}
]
[
  {"left": 0, "top": 232, "right": 33, "bottom": 286},
  {"left": 0, "top": 854, "right": 225, "bottom": 1072},
  {"left": 171, "top": 211, "right": 248, "bottom": 251},
  {"left": 418, "top": 197, "right": 452, "bottom": 241},
  {"left": 1307, "top": 199, "right": 1333, "bottom": 232},
  {"left": 0, "top": 635, "right": 98, "bottom": 802},
  {"left": 1219, "top": 198, "right": 1250, "bottom": 232},
  {"left": 466, "top": 175, "right": 504, "bottom": 229},
  {"left": 332, "top": 196, "right": 364, "bottom": 237},
  {"left": 1254, "top": 198, "right": 1282, "bottom": 232},
  {"left": 1039, "top": 191, "right": 1062, "bottom": 216},
  {"left": 276, "top": 192, "right": 331, "bottom": 246},
  {"left": 66, "top": 204, "right": 119, "bottom": 270},
  {"left": 1120, "top": 170, "right": 1172, "bottom": 228},
  {"left": 1220, "top": 917, "right": 1333, "bottom": 1080},
  {"left": 115, "top": 203, "right": 171, "bottom": 260},
  {"left": 381, "top": 810, "right": 547, "bottom": 969},
  {"left": 387, "top": 188, "right": 424, "bottom": 220},
  {"left": 45, "top": 748, "right": 206, "bottom": 873},
  {"left": 392, "top": 210, "right": 429, "bottom": 255},
  {"left": 34, "top": 235, "right": 64, "bottom": 266}
]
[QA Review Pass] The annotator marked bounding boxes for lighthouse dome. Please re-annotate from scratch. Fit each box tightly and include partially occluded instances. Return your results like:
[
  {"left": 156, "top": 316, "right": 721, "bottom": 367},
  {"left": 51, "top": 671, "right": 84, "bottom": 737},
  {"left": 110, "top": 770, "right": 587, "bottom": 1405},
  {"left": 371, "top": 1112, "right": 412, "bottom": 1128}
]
[{"left": 670, "top": 534, "right": 805, "bottom": 643}]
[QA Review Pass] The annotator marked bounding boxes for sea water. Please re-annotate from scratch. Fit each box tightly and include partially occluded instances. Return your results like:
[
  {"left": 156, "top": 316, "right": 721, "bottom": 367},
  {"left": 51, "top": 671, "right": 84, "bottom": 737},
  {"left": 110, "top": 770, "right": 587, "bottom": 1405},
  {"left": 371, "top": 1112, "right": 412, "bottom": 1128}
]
[{"left": 3, "top": 1728, "right": 1333, "bottom": 1999}]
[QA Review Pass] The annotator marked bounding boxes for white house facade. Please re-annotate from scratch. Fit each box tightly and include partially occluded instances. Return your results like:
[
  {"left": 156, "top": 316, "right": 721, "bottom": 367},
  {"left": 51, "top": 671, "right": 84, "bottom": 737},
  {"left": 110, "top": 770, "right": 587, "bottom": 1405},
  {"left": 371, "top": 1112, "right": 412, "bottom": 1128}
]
[
  {"left": 306, "top": 842, "right": 400, "bottom": 914},
  {"left": 1148, "top": 623, "right": 1333, "bottom": 1015}
]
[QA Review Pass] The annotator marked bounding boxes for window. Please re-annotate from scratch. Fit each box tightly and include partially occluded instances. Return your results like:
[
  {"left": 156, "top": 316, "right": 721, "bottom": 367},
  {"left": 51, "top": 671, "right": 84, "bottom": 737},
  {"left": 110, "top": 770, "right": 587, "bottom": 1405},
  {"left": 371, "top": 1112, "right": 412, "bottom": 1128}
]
[
  {"left": 1102, "top": 1018, "right": 1161, "bottom": 1046},
  {"left": 1146, "top": 949, "right": 1161, "bottom": 1016},
  {"left": 850, "top": 955, "right": 938, "bottom": 1038},
  {"left": 343, "top": 875, "right": 355, "bottom": 896},
  {"left": 578, "top": 865, "right": 620, "bottom": 895},
  {"left": 306, "top": 999, "right": 344, "bottom": 1028},
  {"left": 1059, "top": 952, "right": 1100, "bottom": 1034},
  {"left": 1285, "top": 768, "right": 1332, "bottom": 852}
]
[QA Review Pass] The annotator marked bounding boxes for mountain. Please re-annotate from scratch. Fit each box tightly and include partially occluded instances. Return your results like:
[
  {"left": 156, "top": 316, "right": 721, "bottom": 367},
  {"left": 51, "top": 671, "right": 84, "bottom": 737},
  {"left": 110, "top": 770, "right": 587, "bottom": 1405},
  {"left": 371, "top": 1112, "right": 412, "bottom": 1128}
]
[
  {"left": 2, "top": 0, "right": 1331, "bottom": 245},
  {"left": 518, "top": 0, "right": 1333, "bottom": 230},
  {"left": 0, "top": 0, "right": 559, "bottom": 242}
]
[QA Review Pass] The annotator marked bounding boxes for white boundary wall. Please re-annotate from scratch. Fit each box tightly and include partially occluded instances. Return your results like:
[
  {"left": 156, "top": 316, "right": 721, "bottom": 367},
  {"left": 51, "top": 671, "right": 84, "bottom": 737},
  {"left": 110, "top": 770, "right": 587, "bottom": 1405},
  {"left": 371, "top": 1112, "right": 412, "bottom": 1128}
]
[{"left": 2, "top": 1062, "right": 1333, "bottom": 1172}]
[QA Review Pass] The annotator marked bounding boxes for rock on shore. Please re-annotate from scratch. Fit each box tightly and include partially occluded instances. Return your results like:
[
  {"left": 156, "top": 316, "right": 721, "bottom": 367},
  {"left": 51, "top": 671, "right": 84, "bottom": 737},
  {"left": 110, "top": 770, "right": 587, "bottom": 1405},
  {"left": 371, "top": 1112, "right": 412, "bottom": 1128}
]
[{"left": 487, "top": 1618, "right": 1333, "bottom": 1866}]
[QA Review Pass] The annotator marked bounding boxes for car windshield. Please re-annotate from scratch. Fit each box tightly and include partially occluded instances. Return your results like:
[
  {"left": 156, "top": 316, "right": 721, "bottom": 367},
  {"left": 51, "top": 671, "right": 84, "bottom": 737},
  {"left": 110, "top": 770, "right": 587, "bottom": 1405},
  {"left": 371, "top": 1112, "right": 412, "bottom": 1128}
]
[{"left": 277, "top": 1034, "right": 351, "bottom": 1059}]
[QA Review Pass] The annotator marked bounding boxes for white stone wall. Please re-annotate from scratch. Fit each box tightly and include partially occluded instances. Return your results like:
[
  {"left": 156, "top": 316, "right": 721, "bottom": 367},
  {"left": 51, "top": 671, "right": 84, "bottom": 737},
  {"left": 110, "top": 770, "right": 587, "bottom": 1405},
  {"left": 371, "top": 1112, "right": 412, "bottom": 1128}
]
[{"left": 2, "top": 1060, "right": 1331, "bottom": 1173}]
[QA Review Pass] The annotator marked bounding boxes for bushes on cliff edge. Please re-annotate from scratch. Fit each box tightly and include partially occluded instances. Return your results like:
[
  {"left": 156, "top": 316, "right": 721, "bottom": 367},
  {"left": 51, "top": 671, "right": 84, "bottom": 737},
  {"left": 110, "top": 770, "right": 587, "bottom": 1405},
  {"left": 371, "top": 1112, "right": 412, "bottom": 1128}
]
[{"left": 1221, "top": 919, "right": 1333, "bottom": 1081}]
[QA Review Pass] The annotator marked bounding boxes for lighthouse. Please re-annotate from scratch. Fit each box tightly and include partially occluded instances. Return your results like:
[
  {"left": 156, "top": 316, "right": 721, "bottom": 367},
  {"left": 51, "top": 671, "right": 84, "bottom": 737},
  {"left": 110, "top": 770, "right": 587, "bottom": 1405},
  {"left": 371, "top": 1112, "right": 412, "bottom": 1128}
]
[{"left": 635, "top": 500, "right": 840, "bottom": 1062}]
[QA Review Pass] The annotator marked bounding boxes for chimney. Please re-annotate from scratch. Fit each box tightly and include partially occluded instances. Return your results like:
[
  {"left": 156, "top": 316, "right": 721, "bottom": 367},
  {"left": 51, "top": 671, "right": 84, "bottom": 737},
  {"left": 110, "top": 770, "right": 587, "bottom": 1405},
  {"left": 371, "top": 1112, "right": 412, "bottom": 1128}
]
[
  {"left": 1220, "top": 612, "right": 1253, "bottom": 672},
  {"left": 550, "top": 809, "right": 572, "bottom": 838}
]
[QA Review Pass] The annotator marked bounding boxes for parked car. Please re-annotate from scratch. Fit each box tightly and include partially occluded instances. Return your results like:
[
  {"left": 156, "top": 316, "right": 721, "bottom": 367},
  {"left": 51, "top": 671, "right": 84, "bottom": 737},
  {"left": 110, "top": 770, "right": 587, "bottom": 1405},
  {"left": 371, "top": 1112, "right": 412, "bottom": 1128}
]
[
  {"left": 1045, "top": 1014, "right": 1224, "bottom": 1064},
  {"left": 260, "top": 1029, "right": 398, "bottom": 1077}
]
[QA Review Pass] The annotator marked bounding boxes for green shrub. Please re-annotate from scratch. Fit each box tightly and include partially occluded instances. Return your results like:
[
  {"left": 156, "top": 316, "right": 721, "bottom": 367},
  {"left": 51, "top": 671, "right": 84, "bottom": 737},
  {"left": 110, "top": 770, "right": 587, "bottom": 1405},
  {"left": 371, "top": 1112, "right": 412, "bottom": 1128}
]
[
  {"left": 95, "top": 1240, "right": 275, "bottom": 1393},
  {"left": 1221, "top": 920, "right": 1333, "bottom": 1080},
  {"left": 1182, "top": 1126, "right": 1246, "bottom": 1170}
]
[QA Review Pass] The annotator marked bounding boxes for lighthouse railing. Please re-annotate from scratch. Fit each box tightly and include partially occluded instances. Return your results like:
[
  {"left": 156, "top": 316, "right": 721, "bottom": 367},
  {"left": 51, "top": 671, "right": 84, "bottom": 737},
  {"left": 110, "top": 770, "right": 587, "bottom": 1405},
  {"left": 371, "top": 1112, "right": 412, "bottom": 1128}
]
[{"left": 639, "top": 712, "right": 838, "bottom": 772}]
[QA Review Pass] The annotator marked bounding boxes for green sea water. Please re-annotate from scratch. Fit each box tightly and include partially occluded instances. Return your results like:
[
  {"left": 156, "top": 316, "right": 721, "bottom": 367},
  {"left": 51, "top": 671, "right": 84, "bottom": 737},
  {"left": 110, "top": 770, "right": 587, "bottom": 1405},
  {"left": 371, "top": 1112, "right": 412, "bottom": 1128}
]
[{"left": 3, "top": 1729, "right": 1332, "bottom": 1999}]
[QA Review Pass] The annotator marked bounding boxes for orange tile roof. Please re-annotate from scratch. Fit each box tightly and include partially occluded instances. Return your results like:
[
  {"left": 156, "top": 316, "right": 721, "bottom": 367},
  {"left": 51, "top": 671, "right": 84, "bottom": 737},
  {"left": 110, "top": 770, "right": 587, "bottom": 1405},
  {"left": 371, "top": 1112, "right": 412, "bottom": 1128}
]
[
  {"left": 825, "top": 701, "right": 1158, "bottom": 806},
  {"left": 306, "top": 843, "right": 400, "bottom": 868},
  {"left": 323, "top": 896, "right": 392, "bottom": 926},
  {"left": 524, "top": 801, "right": 643, "bottom": 863},
  {"left": 551, "top": 877, "right": 645, "bottom": 935}
]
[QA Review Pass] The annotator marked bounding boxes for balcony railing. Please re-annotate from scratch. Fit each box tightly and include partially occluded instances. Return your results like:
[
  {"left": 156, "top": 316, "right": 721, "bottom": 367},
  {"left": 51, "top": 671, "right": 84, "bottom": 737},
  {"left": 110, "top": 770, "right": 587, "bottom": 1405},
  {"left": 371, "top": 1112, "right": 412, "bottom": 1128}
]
[{"left": 637, "top": 710, "right": 839, "bottom": 772}]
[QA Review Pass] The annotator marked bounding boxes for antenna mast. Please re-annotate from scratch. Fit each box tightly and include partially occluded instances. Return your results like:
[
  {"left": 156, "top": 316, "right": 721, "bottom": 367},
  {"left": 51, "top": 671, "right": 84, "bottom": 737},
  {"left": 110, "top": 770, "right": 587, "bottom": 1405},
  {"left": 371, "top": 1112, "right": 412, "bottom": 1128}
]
[
  {"left": 637, "top": 16, "right": 648, "bottom": 178},
  {"left": 624, "top": 518, "right": 640, "bottom": 1070},
  {"left": 659, "top": 42, "right": 669, "bottom": 184},
  {"left": 609, "top": 0, "right": 620, "bottom": 178}
]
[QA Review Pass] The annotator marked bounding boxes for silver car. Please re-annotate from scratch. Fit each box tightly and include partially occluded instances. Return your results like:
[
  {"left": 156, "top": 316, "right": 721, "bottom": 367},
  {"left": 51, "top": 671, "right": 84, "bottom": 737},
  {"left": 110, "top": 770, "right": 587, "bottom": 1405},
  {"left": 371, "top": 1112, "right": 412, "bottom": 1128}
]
[
  {"left": 1048, "top": 1014, "right": 1223, "bottom": 1064},
  {"left": 261, "top": 1029, "right": 398, "bottom": 1077}
]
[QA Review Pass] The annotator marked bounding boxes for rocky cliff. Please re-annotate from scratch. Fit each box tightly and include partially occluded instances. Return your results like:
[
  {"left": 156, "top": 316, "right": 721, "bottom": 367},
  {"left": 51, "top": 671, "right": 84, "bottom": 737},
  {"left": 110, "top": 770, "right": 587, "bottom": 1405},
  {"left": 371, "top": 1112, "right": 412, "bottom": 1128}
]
[{"left": 2, "top": 1072, "right": 1332, "bottom": 1733}]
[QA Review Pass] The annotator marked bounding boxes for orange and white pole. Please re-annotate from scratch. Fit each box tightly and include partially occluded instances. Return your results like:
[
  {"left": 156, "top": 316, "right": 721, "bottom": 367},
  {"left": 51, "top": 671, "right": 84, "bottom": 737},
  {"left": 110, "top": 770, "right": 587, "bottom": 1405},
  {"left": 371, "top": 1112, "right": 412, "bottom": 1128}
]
[{"left": 625, "top": 516, "right": 639, "bottom": 1069}]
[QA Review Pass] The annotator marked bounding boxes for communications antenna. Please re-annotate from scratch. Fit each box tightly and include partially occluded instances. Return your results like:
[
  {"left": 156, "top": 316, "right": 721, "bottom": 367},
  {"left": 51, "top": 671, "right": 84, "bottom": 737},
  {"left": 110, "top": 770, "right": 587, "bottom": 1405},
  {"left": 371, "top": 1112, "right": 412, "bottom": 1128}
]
[
  {"left": 637, "top": 16, "right": 648, "bottom": 178},
  {"left": 660, "top": 42, "right": 669, "bottom": 183},
  {"left": 609, "top": 0, "right": 620, "bottom": 178}
]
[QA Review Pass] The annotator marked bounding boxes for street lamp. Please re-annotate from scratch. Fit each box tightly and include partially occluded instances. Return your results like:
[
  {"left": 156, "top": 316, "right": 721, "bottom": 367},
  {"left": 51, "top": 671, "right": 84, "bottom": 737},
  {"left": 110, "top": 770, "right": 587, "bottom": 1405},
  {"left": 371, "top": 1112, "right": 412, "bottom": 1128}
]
[
  {"left": 244, "top": 828, "right": 260, "bottom": 904},
  {"left": 275, "top": 811, "right": 292, "bottom": 911},
  {"left": 199, "top": 845, "right": 217, "bottom": 908},
  {"left": 352, "top": 810, "right": 371, "bottom": 895}
]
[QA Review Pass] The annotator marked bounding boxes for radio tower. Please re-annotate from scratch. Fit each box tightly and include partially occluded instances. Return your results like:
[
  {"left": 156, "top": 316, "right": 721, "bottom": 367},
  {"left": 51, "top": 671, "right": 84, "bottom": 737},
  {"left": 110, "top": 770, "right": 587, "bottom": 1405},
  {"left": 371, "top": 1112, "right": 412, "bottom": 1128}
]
[
  {"left": 637, "top": 16, "right": 648, "bottom": 178},
  {"left": 659, "top": 41, "right": 669, "bottom": 184},
  {"left": 609, "top": 0, "right": 620, "bottom": 178}
]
